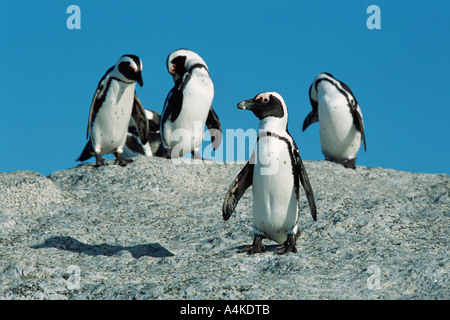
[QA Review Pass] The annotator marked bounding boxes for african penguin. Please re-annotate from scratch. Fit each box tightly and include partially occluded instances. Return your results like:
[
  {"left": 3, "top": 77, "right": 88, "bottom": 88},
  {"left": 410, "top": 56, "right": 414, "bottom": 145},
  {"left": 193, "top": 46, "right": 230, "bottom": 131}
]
[
  {"left": 123, "top": 104, "right": 163, "bottom": 158},
  {"left": 222, "top": 92, "right": 317, "bottom": 255},
  {"left": 160, "top": 49, "right": 222, "bottom": 159},
  {"left": 77, "top": 54, "right": 144, "bottom": 167},
  {"left": 302, "top": 73, "right": 366, "bottom": 169}
]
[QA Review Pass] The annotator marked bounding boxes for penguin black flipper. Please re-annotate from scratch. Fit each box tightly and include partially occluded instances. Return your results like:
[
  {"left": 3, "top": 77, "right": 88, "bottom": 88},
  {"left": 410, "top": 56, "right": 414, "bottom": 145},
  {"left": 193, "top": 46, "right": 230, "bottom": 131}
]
[
  {"left": 160, "top": 80, "right": 185, "bottom": 148},
  {"left": 78, "top": 67, "right": 109, "bottom": 163},
  {"left": 161, "top": 73, "right": 191, "bottom": 124},
  {"left": 222, "top": 161, "right": 254, "bottom": 221},
  {"left": 351, "top": 107, "right": 366, "bottom": 152},
  {"left": 77, "top": 141, "right": 95, "bottom": 162},
  {"left": 131, "top": 93, "right": 150, "bottom": 145},
  {"left": 86, "top": 66, "right": 114, "bottom": 139},
  {"left": 340, "top": 81, "right": 367, "bottom": 152},
  {"left": 302, "top": 84, "right": 319, "bottom": 131},
  {"left": 206, "top": 106, "right": 222, "bottom": 150},
  {"left": 302, "top": 110, "right": 318, "bottom": 131},
  {"left": 292, "top": 139, "right": 317, "bottom": 221},
  {"left": 161, "top": 90, "right": 179, "bottom": 148}
]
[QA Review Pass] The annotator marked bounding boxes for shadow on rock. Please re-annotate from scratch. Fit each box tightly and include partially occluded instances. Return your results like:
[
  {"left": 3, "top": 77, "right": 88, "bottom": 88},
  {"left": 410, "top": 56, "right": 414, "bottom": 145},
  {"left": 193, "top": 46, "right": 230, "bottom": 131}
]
[{"left": 31, "top": 236, "right": 175, "bottom": 258}]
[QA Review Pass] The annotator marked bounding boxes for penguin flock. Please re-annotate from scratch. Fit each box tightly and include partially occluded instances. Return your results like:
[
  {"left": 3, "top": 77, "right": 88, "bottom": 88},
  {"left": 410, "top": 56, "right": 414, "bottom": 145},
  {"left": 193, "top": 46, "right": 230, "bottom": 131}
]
[{"left": 77, "top": 49, "right": 366, "bottom": 255}]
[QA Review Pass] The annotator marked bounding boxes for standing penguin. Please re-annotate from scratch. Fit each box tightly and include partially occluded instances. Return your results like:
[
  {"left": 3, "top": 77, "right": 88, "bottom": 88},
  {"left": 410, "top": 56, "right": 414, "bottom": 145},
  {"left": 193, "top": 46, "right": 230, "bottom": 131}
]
[
  {"left": 223, "top": 92, "right": 317, "bottom": 255},
  {"left": 302, "top": 73, "right": 366, "bottom": 169},
  {"left": 160, "top": 49, "right": 221, "bottom": 159},
  {"left": 77, "top": 54, "right": 145, "bottom": 166}
]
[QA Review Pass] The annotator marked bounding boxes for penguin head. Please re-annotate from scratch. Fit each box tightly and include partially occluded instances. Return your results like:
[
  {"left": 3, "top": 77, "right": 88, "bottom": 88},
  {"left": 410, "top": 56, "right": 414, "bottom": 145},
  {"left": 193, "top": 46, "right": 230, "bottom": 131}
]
[
  {"left": 116, "top": 54, "right": 143, "bottom": 87},
  {"left": 166, "top": 49, "right": 209, "bottom": 82},
  {"left": 237, "top": 92, "right": 288, "bottom": 129},
  {"left": 310, "top": 72, "right": 338, "bottom": 100}
]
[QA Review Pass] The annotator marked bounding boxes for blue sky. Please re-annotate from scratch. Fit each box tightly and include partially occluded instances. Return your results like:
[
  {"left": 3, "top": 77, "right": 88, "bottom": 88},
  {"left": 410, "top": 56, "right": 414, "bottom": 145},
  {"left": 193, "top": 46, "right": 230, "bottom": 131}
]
[{"left": 0, "top": 1, "right": 449, "bottom": 176}]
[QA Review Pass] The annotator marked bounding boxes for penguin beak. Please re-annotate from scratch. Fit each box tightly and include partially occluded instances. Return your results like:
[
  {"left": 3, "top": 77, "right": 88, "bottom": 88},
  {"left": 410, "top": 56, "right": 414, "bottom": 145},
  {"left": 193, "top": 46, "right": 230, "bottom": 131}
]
[
  {"left": 136, "top": 72, "right": 143, "bottom": 87},
  {"left": 237, "top": 99, "right": 256, "bottom": 111}
]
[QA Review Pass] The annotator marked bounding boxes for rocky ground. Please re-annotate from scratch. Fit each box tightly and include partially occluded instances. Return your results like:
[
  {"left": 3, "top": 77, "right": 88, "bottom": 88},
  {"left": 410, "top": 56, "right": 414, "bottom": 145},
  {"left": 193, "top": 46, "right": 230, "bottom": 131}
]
[{"left": 0, "top": 156, "right": 448, "bottom": 300}]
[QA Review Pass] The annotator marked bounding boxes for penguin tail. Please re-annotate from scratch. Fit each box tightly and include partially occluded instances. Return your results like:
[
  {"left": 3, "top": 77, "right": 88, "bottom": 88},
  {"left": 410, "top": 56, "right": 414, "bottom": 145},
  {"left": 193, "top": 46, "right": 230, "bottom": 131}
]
[{"left": 77, "top": 141, "right": 95, "bottom": 162}]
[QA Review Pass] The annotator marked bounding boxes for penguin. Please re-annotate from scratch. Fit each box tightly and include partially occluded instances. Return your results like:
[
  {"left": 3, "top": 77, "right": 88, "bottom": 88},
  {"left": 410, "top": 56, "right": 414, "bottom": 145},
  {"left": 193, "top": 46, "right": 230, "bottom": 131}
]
[
  {"left": 302, "top": 73, "right": 366, "bottom": 169},
  {"left": 222, "top": 92, "right": 317, "bottom": 255},
  {"left": 77, "top": 54, "right": 144, "bottom": 167},
  {"left": 123, "top": 100, "right": 163, "bottom": 158},
  {"left": 160, "top": 49, "right": 222, "bottom": 159}
]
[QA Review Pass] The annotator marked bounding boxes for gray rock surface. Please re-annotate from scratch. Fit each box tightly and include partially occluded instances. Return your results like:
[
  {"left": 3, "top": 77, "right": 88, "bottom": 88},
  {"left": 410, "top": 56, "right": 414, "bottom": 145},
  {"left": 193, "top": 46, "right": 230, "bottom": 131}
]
[{"left": 0, "top": 157, "right": 448, "bottom": 299}]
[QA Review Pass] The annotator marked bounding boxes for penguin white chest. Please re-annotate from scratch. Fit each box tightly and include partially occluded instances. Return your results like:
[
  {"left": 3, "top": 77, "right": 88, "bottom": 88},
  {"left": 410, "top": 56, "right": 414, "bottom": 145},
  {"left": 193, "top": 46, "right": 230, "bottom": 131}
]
[
  {"left": 165, "top": 72, "right": 214, "bottom": 153},
  {"left": 181, "top": 74, "right": 213, "bottom": 125},
  {"left": 318, "top": 90, "right": 361, "bottom": 160},
  {"left": 92, "top": 81, "right": 136, "bottom": 154},
  {"left": 252, "top": 135, "right": 298, "bottom": 245}
]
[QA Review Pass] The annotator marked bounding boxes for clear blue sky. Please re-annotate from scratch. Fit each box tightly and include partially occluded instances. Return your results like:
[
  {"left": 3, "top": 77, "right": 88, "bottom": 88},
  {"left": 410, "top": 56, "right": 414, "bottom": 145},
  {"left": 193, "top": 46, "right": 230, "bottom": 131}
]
[{"left": 1, "top": 1, "right": 449, "bottom": 176}]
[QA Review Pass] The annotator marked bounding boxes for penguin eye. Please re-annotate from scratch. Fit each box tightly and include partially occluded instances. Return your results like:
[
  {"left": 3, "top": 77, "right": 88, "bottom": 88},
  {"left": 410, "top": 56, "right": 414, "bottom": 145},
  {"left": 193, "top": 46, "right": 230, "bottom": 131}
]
[{"left": 256, "top": 95, "right": 270, "bottom": 104}]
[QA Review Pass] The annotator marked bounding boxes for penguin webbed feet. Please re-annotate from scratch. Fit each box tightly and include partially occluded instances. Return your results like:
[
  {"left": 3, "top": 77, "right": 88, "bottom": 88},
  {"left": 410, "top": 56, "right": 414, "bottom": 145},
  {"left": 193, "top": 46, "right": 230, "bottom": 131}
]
[
  {"left": 240, "top": 235, "right": 265, "bottom": 255},
  {"left": 160, "top": 147, "right": 173, "bottom": 159},
  {"left": 276, "top": 234, "right": 298, "bottom": 255},
  {"left": 94, "top": 154, "right": 107, "bottom": 167},
  {"left": 326, "top": 158, "right": 357, "bottom": 169},
  {"left": 342, "top": 158, "right": 357, "bottom": 169},
  {"left": 114, "top": 152, "right": 133, "bottom": 167}
]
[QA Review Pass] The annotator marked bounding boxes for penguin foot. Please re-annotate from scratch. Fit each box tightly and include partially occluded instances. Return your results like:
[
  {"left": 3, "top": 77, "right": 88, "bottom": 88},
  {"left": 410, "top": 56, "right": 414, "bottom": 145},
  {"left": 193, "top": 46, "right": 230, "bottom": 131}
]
[
  {"left": 161, "top": 147, "right": 173, "bottom": 159},
  {"left": 342, "top": 158, "right": 356, "bottom": 169},
  {"left": 330, "top": 158, "right": 356, "bottom": 169},
  {"left": 276, "top": 234, "right": 297, "bottom": 255},
  {"left": 114, "top": 152, "right": 133, "bottom": 166},
  {"left": 240, "top": 235, "right": 265, "bottom": 254},
  {"left": 94, "top": 154, "right": 107, "bottom": 167},
  {"left": 191, "top": 150, "right": 202, "bottom": 160}
]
